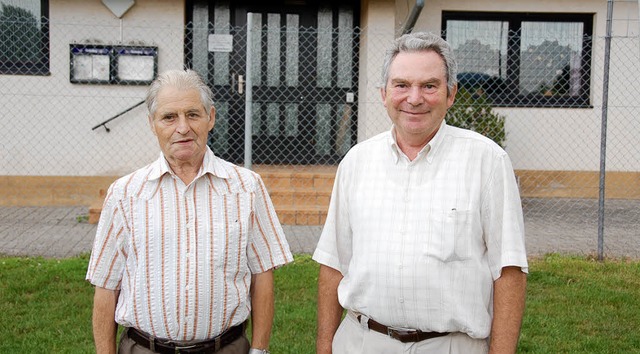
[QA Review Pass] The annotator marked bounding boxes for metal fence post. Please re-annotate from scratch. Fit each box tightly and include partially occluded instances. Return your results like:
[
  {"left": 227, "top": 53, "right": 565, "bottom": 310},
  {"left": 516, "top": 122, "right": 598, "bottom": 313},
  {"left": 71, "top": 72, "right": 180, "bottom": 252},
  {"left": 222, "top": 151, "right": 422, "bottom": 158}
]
[
  {"left": 598, "top": 0, "right": 615, "bottom": 261},
  {"left": 244, "top": 13, "right": 254, "bottom": 170}
]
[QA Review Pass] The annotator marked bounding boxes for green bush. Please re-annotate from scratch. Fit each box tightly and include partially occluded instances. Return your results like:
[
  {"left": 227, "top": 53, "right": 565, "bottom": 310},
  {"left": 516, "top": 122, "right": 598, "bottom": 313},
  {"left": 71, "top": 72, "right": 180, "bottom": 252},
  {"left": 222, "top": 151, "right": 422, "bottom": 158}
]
[{"left": 446, "top": 87, "right": 506, "bottom": 147}]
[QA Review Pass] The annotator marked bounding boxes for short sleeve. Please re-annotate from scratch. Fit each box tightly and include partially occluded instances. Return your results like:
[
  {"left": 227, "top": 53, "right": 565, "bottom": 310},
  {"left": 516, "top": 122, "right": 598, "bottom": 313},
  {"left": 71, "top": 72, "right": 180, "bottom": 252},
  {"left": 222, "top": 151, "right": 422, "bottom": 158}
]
[
  {"left": 482, "top": 153, "right": 528, "bottom": 280},
  {"left": 312, "top": 158, "right": 353, "bottom": 275},
  {"left": 247, "top": 174, "right": 293, "bottom": 273},
  {"left": 85, "top": 184, "right": 128, "bottom": 289}
]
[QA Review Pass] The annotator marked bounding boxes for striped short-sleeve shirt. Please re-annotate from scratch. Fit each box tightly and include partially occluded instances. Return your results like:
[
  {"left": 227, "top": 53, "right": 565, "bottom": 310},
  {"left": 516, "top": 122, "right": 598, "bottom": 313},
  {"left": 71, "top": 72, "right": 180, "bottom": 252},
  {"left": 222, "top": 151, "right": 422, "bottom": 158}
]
[{"left": 86, "top": 147, "right": 293, "bottom": 341}]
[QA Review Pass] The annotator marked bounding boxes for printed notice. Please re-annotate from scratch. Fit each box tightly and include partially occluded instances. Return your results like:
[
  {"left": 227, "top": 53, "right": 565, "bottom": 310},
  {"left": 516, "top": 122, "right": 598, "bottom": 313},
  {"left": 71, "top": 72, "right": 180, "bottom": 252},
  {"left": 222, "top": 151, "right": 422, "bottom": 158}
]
[
  {"left": 118, "top": 55, "right": 155, "bottom": 81},
  {"left": 72, "top": 55, "right": 110, "bottom": 81},
  {"left": 208, "top": 34, "right": 233, "bottom": 52}
]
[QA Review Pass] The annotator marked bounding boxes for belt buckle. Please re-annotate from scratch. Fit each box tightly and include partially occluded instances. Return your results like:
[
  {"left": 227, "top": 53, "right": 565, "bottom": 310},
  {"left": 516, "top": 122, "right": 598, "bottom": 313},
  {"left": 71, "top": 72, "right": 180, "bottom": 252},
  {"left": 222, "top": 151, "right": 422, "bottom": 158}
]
[
  {"left": 174, "top": 344, "right": 197, "bottom": 353},
  {"left": 386, "top": 325, "right": 416, "bottom": 340}
]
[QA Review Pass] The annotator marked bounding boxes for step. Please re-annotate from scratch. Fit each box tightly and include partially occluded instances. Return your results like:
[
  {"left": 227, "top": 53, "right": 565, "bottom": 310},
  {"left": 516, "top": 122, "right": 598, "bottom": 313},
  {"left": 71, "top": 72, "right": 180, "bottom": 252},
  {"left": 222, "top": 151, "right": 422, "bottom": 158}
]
[
  {"left": 276, "top": 205, "right": 328, "bottom": 226},
  {"left": 89, "top": 165, "right": 337, "bottom": 226},
  {"left": 256, "top": 165, "right": 335, "bottom": 226},
  {"left": 88, "top": 189, "right": 106, "bottom": 224},
  {"left": 269, "top": 188, "right": 332, "bottom": 208},
  {"left": 259, "top": 171, "right": 335, "bottom": 190},
  {"left": 89, "top": 200, "right": 330, "bottom": 226}
]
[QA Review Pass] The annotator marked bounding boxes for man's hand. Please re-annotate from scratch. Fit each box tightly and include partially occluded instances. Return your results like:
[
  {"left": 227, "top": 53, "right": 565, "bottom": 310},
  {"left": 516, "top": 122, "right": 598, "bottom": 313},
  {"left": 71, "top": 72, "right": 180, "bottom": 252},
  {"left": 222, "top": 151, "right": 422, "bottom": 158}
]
[{"left": 316, "top": 265, "right": 344, "bottom": 354}]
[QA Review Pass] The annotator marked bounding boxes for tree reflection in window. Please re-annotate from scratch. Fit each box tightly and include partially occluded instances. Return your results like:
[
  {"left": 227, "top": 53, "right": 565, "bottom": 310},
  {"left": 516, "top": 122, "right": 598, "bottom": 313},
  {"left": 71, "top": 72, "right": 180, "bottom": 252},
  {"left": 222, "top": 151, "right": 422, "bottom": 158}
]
[
  {"left": 0, "top": 0, "right": 49, "bottom": 75},
  {"left": 443, "top": 12, "right": 592, "bottom": 108}
]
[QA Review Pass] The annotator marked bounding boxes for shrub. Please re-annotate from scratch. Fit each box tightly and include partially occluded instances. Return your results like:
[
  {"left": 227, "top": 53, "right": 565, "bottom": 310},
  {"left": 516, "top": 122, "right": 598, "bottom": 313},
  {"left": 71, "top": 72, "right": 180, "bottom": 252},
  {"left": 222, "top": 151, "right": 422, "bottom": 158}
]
[{"left": 446, "top": 87, "right": 506, "bottom": 147}]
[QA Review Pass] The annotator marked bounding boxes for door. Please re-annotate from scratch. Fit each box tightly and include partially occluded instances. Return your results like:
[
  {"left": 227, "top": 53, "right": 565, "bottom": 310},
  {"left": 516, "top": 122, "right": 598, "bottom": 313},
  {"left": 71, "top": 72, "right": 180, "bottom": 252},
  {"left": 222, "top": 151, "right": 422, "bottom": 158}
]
[{"left": 186, "top": 0, "right": 359, "bottom": 164}]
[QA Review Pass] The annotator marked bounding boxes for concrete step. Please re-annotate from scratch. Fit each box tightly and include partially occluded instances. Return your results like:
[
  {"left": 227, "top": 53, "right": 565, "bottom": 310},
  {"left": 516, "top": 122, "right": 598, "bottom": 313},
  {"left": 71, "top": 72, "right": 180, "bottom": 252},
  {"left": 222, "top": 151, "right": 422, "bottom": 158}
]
[
  {"left": 276, "top": 205, "right": 328, "bottom": 226},
  {"left": 269, "top": 188, "right": 332, "bottom": 207},
  {"left": 253, "top": 165, "right": 335, "bottom": 225},
  {"left": 89, "top": 165, "right": 337, "bottom": 226}
]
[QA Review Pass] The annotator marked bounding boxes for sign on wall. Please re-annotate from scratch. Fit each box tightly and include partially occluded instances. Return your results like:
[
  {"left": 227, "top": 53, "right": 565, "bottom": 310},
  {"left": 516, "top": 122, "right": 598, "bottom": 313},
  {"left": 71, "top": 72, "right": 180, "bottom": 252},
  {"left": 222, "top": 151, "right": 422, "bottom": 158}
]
[{"left": 70, "top": 44, "right": 158, "bottom": 85}]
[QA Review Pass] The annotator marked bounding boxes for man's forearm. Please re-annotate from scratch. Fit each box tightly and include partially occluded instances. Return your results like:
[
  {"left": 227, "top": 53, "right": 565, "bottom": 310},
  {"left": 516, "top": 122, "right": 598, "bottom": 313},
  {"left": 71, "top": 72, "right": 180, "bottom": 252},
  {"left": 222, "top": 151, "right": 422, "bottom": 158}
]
[
  {"left": 316, "top": 265, "right": 344, "bottom": 354},
  {"left": 489, "top": 266, "right": 527, "bottom": 354},
  {"left": 93, "top": 287, "right": 119, "bottom": 354},
  {"left": 250, "top": 270, "right": 274, "bottom": 350}
]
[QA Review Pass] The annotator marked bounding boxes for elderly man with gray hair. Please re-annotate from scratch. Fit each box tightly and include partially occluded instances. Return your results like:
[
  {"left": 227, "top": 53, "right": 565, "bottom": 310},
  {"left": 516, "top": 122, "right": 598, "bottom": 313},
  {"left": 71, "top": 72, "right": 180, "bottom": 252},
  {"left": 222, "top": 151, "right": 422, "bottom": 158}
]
[
  {"left": 314, "top": 32, "right": 528, "bottom": 354},
  {"left": 87, "top": 69, "right": 292, "bottom": 354}
]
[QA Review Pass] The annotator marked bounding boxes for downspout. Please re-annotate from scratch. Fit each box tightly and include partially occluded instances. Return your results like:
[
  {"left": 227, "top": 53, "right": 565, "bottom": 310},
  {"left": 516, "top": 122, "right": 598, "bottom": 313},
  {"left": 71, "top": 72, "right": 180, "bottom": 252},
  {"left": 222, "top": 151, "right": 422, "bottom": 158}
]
[{"left": 400, "top": 0, "right": 425, "bottom": 35}]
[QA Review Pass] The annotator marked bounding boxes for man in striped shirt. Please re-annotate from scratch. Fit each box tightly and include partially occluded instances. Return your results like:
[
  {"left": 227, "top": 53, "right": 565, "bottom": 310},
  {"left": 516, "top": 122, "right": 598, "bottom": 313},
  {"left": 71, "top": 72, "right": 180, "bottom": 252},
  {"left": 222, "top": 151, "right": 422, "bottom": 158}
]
[
  {"left": 86, "top": 69, "right": 292, "bottom": 354},
  {"left": 314, "top": 32, "right": 528, "bottom": 353}
]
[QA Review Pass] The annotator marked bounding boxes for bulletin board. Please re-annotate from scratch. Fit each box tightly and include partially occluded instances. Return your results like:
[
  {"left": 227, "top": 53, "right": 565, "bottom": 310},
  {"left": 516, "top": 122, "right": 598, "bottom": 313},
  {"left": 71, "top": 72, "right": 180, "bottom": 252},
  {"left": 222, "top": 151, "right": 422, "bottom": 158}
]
[{"left": 70, "top": 44, "right": 158, "bottom": 85}]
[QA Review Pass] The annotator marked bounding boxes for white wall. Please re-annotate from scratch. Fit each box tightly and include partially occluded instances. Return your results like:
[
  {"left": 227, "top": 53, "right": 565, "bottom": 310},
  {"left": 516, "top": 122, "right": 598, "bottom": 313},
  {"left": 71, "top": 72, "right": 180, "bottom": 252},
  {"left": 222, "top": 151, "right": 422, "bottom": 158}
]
[
  {"left": 402, "top": 0, "right": 640, "bottom": 172},
  {"left": 358, "top": 0, "right": 397, "bottom": 141},
  {"left": 3, "top": 0, "right": 638, "bottom": 176},
  {"left": 0, "top": 0, "right": 184, "bottom": 176}
]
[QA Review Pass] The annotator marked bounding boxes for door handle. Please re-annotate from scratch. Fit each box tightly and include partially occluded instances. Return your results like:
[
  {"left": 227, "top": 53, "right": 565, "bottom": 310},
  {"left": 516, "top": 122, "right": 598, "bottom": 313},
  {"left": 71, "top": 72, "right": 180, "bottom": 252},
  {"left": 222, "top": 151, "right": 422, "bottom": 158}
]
[{"left": 238, "top": 74, "right": 244, "bottom": 95}]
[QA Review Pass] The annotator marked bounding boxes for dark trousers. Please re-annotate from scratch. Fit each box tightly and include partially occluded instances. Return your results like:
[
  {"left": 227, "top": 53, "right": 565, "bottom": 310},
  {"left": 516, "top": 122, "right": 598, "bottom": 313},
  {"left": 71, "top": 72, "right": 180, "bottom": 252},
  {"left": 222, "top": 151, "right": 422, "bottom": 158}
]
[{"left": 118, "top": 328, "right": 251, "bottom": 354}]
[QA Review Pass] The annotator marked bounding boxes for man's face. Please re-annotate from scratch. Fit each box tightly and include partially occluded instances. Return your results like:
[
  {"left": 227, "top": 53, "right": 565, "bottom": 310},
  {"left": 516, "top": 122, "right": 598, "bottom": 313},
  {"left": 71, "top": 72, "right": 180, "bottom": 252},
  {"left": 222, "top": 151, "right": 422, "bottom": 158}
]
[
  {"left": 381, "top": 50, "right": 457, "bottom": 146},
  {"left": 149, "top": 86, "right": 215, "bottom": 166}
]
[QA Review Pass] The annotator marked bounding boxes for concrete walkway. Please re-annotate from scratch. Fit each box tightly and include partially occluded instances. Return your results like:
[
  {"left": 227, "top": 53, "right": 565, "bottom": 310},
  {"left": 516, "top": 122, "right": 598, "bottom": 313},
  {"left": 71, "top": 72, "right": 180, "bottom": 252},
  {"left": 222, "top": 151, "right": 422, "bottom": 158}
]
[
  {"left": 1, "top": 204, "right": 639, "bottom": 259},
  {"left": 0, "top": 206, "right": 321, "bottom": 258}
]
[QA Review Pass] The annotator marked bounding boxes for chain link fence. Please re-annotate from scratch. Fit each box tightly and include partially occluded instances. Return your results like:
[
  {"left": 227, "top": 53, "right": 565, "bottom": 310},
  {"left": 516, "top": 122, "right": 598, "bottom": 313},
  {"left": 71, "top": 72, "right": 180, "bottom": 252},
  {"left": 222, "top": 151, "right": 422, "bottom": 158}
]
[{"left": 1, "top": 8, "right": 639, "bottom": 257}]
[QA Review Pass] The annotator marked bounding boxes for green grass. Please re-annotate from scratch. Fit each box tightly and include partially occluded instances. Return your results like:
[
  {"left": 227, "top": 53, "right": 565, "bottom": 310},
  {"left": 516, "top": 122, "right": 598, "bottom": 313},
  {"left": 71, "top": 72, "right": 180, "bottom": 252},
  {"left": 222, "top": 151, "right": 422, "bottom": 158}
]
[
  {"left": 1, "top": 254, "right": 639, "bottom": 353},
  {"left": 520, "top": 254, "right": 640, "bottom": 353},
  {"left": 0, "top": 255, "right": 94, "bottom": 353}
]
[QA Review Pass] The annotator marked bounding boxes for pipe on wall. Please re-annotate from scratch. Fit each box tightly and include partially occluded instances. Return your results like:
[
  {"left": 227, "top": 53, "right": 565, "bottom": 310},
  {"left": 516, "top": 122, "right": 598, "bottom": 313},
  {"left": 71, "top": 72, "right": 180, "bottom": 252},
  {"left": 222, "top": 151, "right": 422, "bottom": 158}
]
[{"left": 400, "top": 0, "right": 425, "bottom": 35}]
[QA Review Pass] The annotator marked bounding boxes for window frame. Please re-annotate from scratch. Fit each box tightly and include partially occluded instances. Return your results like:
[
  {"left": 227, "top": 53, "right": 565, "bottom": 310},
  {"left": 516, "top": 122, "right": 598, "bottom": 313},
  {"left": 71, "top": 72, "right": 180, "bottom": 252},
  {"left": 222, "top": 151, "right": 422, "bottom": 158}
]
[
  {"left": 442, "top": 11, "right": 594, "bottom": 108},
  {"left": 0, "top": 0, "right": 50, "bottom": 76}
]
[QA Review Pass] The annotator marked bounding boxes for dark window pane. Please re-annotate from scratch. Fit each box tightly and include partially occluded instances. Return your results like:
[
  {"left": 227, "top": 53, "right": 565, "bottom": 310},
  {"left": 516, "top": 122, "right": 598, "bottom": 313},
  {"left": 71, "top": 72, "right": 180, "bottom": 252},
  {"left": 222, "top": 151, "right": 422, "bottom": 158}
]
[
  {"left": 520, "top": 21, "right": 584, "bottom": 97},
  {"left": 0, "top": 0, "right": 49, "bottom": 75},
  {"left": 443, "top": 12, "right": 592, "bottom": 107},
  {"left": 446, "top": 20, "right": 508, "bottom": 96}
]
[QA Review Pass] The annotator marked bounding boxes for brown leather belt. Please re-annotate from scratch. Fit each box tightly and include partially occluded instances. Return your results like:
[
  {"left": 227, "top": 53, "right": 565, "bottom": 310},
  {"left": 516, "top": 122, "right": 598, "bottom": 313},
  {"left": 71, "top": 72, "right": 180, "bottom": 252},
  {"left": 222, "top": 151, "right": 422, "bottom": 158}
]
[
  {"left": 356, "top": 314, "right": 450, "bottom": 343},
  {"left": 127, "top": 324, "right": 244, "bottom": 354}
]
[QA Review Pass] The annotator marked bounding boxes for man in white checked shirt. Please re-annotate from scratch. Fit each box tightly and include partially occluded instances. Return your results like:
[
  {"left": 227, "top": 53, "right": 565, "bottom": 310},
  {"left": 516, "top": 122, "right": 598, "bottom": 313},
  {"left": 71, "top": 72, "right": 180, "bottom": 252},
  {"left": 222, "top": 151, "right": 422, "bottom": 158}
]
[
  {"left": 86, "top": 69, "right": 292, "bottom": 354},
  {"left": 313, "top": 32, "right": 528, "bottom": 354}
]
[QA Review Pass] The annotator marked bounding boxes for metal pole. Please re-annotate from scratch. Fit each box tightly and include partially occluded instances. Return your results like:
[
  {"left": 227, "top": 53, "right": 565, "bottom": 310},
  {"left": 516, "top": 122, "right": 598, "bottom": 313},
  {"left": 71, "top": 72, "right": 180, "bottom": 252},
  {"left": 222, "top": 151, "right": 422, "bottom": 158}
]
[
  {"left": 400, "top": 0, "right": 424, "bottom": 35},
  {"left": 244, "top": 13, "right": 254, "bottom": 170},
  {"left": 597, "top": 0, "right": 614, "bottom": 261}
]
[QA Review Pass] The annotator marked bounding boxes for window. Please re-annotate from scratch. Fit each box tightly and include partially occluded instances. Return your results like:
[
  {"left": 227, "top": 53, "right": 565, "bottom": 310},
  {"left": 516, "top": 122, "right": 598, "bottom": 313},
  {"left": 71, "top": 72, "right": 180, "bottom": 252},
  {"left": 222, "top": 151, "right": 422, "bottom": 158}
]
[
  {"left": 0, "top": 0, "right": 49, "bottom": 75},
  {"left": 443, "top": 12, "right": 593, "bottom": 107}
]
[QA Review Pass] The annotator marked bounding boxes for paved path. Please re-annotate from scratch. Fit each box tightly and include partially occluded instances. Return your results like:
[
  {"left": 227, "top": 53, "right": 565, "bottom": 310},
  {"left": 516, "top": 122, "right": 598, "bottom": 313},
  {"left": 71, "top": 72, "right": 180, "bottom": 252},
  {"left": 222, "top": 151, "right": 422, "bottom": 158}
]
[
  {"left": 0, "top": 206, "right": 321, "bottom": 258},
  {"left": 1, "top": 204, "right": 638, "bottom": 259}
]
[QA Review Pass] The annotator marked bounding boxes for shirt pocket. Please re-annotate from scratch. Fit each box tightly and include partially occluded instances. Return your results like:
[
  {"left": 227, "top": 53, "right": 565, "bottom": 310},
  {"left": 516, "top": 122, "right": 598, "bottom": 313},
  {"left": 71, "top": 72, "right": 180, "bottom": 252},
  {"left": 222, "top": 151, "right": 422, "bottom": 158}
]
[
  {"left": 211, "top": 218, "right": 245, "bottom": 268},
  {"left": 423, "top": 208, "right": 474, "bottom": 262}
]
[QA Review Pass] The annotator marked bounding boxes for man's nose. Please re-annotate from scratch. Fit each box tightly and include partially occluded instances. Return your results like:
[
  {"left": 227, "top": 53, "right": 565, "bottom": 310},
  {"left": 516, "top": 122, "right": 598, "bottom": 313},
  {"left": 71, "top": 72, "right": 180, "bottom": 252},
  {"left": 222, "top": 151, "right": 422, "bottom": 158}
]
[
  {"left": 176, "top": 115, "right": 190, "bottom": 134},
  {"left": 406, "top": 86, "right": 423, "bottom": 105}
]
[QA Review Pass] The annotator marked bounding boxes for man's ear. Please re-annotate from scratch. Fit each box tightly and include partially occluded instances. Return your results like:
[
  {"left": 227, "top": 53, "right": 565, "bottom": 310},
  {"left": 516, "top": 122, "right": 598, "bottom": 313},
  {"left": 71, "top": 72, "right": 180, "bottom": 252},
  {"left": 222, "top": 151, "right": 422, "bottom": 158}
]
[
  {"left": 148, "top": 115, "right": 157, "bottom": 136},
  {"left": 447, "top": 83, "right": 458, "bottom": 109},
  {"left": 207, "top": 106, "right": 216, "bottom": 131},
  {"left": 380, "top": 87, "right": 387, "bottom": 107}
]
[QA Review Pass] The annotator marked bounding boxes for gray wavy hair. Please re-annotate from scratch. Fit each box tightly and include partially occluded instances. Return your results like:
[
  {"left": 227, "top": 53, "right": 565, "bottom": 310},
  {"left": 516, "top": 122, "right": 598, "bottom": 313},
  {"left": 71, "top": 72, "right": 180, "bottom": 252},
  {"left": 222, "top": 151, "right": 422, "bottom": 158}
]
[
  {"left": 146, "top": 69, "right": 214, "bottom": 116},
  {"left": 380, "top": 32, "right": 458, "bottom": 96}
]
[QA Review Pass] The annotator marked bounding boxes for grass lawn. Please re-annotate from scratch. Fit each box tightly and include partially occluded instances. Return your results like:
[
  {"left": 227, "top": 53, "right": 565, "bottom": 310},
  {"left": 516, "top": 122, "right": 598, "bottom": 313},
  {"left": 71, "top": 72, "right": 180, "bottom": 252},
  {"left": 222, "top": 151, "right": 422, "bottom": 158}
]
[{"left": 1, "top": 254, "right": 639, "bottom": 353}]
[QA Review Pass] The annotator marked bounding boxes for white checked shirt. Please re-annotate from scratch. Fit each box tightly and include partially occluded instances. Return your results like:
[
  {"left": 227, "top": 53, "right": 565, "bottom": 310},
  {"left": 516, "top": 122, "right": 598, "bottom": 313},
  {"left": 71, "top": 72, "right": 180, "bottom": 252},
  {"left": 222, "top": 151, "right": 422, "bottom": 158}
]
[
  {"left": 86, "top": 147, "right": 293, "bottom": 341},
  {"left": 313, "top": 121, "right": 528, "bottom": 340}
]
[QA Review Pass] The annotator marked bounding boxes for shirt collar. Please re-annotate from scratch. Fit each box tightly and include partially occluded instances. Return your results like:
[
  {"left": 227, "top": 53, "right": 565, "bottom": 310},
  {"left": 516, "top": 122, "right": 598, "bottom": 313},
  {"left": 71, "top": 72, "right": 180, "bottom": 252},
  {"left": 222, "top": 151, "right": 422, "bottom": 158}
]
[
  {"left": 387, "top": 120, "right": 448, "bottom": 164},
  {"left": 147, "top": 147, "right": 230, "bottom": 181}
]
